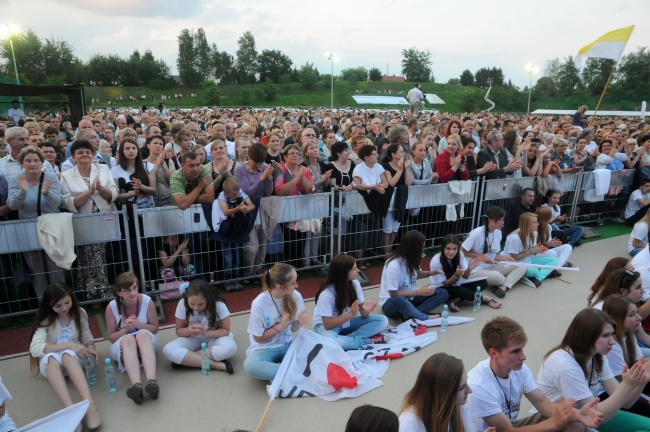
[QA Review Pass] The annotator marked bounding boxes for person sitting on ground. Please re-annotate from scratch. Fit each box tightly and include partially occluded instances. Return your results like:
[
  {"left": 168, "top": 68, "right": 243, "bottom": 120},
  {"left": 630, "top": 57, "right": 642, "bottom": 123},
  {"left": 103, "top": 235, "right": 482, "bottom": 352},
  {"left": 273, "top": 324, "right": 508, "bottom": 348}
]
[
  {"left": 536, "top": 308, "right": 650, "bottom": 432},
  {"left": 461, "top": 206, "right": 526, "bottom": 299},
  {"left": 379, "top": 230, "right": 448, "bottom": 322},
  {"left": 628, "top": 208, "right": 650, "bottom": 257},
  {"left": 467, "top": 316, "right": 603, "bottom": 432},
  {"left": 400, "top": 353, "right": 477, "bottom": 432},
  {"left": 504, "top": 212, "right": 559, "bottom": 288},
  {"left": 429, "top": 234, "right": 502, "bottom": 312},
  {"left": 542, "top": 189, "right": 584, "bottom": 247},
  {"left": 625, "top": 178, "right": 650, "bottom": 227}
]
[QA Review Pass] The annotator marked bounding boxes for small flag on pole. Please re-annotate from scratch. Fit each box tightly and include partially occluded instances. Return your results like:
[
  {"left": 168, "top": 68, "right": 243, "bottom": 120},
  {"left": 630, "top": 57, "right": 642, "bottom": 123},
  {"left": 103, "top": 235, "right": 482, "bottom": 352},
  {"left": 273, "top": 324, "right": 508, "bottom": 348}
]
[{"left": 575, "top": 25, "right": 635, "bottom": 66}]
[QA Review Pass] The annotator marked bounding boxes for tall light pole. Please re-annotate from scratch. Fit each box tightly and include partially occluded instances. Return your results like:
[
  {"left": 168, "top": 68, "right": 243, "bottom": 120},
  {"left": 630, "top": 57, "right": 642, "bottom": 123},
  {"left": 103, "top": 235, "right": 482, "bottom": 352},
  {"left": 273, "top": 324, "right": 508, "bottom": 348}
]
[
  {"left": 325, "top": 52, "right": 339, "bottom": 111},
  {"left": 525, "top": 63, "right": 539, "bottom": 115},
  {"left": 1, "top": 24, "right": 21, "bottom": 85}
]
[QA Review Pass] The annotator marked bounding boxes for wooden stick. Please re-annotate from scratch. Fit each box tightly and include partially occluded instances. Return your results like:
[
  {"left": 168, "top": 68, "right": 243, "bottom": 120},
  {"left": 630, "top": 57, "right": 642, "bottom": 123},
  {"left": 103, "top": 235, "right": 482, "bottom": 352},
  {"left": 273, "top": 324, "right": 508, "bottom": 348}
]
[
  {"left": 556, "top": 277, "right": 572, "bottom": 284},
  {"left": 255, "top": 398, "right": 274, "bottom": 432},
  {"left": 589, "top": 65, "right": 616, "bottom": 129}
]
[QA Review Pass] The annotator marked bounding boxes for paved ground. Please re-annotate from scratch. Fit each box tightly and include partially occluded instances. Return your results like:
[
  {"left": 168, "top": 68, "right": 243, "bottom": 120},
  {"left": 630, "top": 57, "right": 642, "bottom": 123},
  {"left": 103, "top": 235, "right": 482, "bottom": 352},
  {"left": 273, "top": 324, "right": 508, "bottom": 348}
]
[{"left": 0, "top": 235, "right": 629, "bottom": 432}]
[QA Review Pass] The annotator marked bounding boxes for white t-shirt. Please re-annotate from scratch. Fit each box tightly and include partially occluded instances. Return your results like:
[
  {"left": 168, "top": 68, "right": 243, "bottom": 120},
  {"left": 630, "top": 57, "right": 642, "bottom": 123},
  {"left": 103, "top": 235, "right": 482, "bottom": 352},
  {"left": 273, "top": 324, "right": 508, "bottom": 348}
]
[
  {"left": 174, "top": 299, "right": 232, "bottom": 342},
  {"left": 313, "top": 280, "right": 365, "bottom": 327},
  {"left": 461, "top": 227, "right": 503, "bottom": 272},
  {"left": 379, "top": 257, "right": 418, "bottom": 306},
  {"left": 536, "top": 348, "right": 614, "bottom": 403},
  {"left": 628, "top": 222, "right": 649, "bottom": 252},
  {"left": 504, "top": 231, "right": 536, "bottom": 264},
  {"left": 399, "top": 405, "right": 474, "bottom": 432},
  {"left": 606, "top": 337, "right": 643, "bottom": 378},
  {"left": 429, "top": 251, "right": 468, "bottom": 286},
  {"left": 626, "top": 189, "right": 650, "bottom": 219},
  {"left": 467, "top": 359, "right": 538, "bottom": 431},
  {"left": 631, "top": 248, "right": 650, "bottom": 299},
  {"left": 352, "top": 163, "right": 385, "bottom": 188},
  {"left": 111, "top": 163, "right": 155, "bottom": 208},
  {"left": 246, "top": 290, "right": 305, "bottom": 356}
]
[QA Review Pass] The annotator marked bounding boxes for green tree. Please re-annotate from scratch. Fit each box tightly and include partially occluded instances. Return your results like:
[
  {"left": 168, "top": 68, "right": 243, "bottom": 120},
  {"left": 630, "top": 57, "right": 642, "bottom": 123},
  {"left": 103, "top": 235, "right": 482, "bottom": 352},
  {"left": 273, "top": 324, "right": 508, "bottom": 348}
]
[
  {"left": 200, "top": 80, "right": 221, "bottom": 105},
  {"left": 368, "top": 67, "right": 382, "bottom": 81},
  {"left": 87, "top": 54, "right": 125, "bottom": 85},
  {"left": 475, "top": 67, "right": 504, "bottom": 87},
  {"left": 240, "top": 86, "right": 253, "bottom": 105},
  {"left": 460, "top": 93, "right": 477, "bottom": 112},
  {"left": 617, "top": 47, "right": 650, "bottom": 95},
  {"left": 257, "top": 49, "right": 293, "bottom": 83},
  {"left": 211, "top": 48, "right": 236, "bottom": 84},
  {"left": 298, "top": 62, "right": 319, "bottom": 90},
  {"left": 235, "top": 31, "right": 258, "bottom": 84},
  {"left": 447, "top": 78, "right": 460, "bottom": 85},
  {"left": 556, "top": 56, "right": 582, "bottom": 96},
  {"left": 340, "top": 67, "right": 368, "bottom": 82},
  {"left": 194, "top": 28, "right": 211, "bottom": 77},
  {"left": 400, "top": 47, "right": 433, "bottom": 82},
  {"left": 459, "top": 69, "right": 474, "bottom": 86},
  {"left": 177, "top": 29, "right": 203, "bottom": 87},
  {"left": 581, "top": 58, "right": 615, "bottom": 95},
  {"left": 532, "top": 76, "right": 557, "bottom": 98}
]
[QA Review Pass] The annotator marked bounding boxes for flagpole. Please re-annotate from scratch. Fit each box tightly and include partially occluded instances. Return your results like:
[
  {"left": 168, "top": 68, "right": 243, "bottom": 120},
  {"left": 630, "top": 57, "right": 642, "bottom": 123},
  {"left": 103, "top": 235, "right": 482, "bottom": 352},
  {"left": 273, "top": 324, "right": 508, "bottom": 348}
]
[
  {"left": 589, "top": 65, "right": 617, "bottom": 128},
  {"left": 254, "top": 399, "right": 274, "bottom": 432}
]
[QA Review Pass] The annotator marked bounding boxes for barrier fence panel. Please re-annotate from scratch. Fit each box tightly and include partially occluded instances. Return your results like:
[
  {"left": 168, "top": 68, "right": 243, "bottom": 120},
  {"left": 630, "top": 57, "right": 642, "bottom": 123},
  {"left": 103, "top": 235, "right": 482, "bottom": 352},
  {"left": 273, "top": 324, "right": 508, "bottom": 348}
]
[
  {"left": 0, "top": 208, "right": 132, "bottom": 317},
  {"left": 476, "top": 176, "right": 536, "bottom": 234},
  {"left": 571, "top": 169, "right": 636, "bottom": 225},
  {"left": 135, "top": 192, "right": 334, "bottom": 297}
]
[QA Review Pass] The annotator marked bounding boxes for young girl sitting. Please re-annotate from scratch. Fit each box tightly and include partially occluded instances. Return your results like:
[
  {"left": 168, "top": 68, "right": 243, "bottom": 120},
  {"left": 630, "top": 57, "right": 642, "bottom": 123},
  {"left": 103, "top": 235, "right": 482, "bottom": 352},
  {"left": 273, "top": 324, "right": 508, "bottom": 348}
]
[
  {"left": 542, "top": 189, "right": 585, "bottom": 247},
  {"left": 313, "top": 254, "right": 389, "bottom": 350},
  {"left": 399, "top": 353, "right": 476, "bottom": 432},
  {"left": 536, "top": 308, "right": 650, "bottom": 432},
  {"left": 162, "top": 279, "right": 236, "bottom": 373},
  {"left": 243, "top": 263, "right": 309, "bottom": 381},
  {"left": 429, "top": 234, "right": 502, "bottom": 311},
  {"left": 105, "top": 271, "right": 160, "bottom": 405},
  {"left": 535, "top": 207, "right": 573, "bottom": 271},
  {"left": 29, "top": 282, "right": 101, "bottom": 431},
  {"left": 504, "top": 212, "right": 558, "bottom": 287},
  {"left": 602, "top": 295, "right": 650, "bottom": 416},
  {"left": 461, "top": 206, "right": 526, "bottom": 299}
]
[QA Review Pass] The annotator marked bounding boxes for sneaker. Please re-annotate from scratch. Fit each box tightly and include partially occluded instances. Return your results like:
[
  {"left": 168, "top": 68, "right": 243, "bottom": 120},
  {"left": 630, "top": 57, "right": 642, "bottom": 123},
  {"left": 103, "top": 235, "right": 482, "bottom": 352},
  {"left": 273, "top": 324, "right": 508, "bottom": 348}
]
[
  {"left": 573, "top": 240, "right": 583, "bottom": 247},
  {"left": 612, "top": 217, "right": 625, "bottom": 223},
  {"left": 171, "top": 362, "right": 181, "bottom": 370},
  {"left": 549, "top": 270, "right": 563, "bottom": 278},
  {"left": 563, "top": 262, "right": 573, "bottom": 268},
  {"left": 369, "top": 334, "right": 388, "bottom": 344},
  {"left": 529, "top": 277, "right": 542, "bottom": 288},
  {"left": 234, "top": 283, "right": 244, "bottom": 291},
  {"left": 597, "top": 220, "right": 604, "bottom": 226},
  {"left": 145, "top": 379, "right": 159, "bottom": 400},
  {"left": 225, "top": 283, "right": 237, "bottom": 292}
]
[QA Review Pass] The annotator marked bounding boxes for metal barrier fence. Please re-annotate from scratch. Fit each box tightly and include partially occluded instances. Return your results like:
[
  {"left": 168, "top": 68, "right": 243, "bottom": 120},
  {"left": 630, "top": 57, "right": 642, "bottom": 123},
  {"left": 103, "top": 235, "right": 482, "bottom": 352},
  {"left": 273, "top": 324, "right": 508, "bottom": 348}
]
[
  {"left": 569, "top": 169, "right": 636, "bottom": 225},
  {"left": 0, "top": 170, "right": 638, "bottom": 317},
  {"left": 134, "top": 192, "right": 334, "bottom": 297},
  {"left": 0, "top": 209, "right": 132, "bottom": 318}
]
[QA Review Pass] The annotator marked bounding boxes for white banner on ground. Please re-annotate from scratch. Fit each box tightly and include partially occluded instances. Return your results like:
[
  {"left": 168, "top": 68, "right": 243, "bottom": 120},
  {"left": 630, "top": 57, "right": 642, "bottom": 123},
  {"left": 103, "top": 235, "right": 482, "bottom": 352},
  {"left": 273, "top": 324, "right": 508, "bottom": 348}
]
[
  {"left": 500, "top": 261, "right": 579, "bottom": 271},
  {"left": 16, "top": 400, "right": 89, "bottom": 432},
  {"left": 394, "top": 317, "right": 475, "bottom": 340}
]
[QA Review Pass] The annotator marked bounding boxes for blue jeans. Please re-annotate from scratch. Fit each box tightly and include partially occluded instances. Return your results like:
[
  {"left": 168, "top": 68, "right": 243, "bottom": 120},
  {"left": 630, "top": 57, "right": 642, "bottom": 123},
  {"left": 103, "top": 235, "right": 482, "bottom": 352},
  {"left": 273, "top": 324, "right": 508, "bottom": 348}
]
[
  {"left": 222, "top": 242, "right": 243, "bottom": 280},
  {"left": 314, "top": 314, "right": 389, "bottom": 350},
  {"left": 631, "top": 247, "right": 644, "bottom": 257},
  {"left": 561, "top": 225, "right": 584, "bottom": 245},
  {"left": 243, "top": 344, "right": 290, "bottom": 381},
  {"left": 381, "top": 290, "right": 449, "bottom": 321}
]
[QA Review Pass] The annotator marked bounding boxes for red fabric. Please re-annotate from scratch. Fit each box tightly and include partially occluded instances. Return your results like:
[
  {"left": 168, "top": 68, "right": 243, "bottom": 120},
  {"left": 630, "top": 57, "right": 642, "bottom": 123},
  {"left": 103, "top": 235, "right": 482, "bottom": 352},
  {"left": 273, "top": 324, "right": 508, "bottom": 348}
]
[{"left": 435, "top": 150, "right": 470, "bottom": 183}]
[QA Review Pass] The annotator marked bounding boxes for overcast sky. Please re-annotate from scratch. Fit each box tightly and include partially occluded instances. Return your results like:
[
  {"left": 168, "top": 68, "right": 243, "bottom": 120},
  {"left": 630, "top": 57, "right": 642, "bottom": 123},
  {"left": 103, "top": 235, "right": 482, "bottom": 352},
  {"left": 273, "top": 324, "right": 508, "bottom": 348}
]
[{"left": 2, "top": 0, "right": 646, "bottom": 90}]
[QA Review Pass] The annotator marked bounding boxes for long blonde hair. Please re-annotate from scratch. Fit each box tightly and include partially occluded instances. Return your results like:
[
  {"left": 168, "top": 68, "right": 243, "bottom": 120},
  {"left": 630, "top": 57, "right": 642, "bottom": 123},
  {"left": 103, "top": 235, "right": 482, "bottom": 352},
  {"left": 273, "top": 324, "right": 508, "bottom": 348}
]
[{"left": 517, "top": 212, "right": 538, "bottom": 249}]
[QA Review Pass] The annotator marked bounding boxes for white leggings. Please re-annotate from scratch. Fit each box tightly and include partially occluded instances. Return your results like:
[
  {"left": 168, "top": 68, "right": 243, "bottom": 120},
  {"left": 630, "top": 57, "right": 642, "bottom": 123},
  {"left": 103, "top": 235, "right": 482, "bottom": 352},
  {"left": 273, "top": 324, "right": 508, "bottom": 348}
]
[
  {"left": 541, "top": 244, "right": 572, "bottom": 267},
  {"left": 162, "top": 335, "right": 237, "bottom": 364}
]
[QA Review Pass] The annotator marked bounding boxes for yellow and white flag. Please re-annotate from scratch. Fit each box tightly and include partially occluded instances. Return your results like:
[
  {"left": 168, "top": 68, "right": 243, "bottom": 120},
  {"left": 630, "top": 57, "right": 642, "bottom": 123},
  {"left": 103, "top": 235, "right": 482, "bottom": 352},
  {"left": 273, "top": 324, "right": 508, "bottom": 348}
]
[{"left": 576, "top": 25, "right": 635, "bottom": 66}]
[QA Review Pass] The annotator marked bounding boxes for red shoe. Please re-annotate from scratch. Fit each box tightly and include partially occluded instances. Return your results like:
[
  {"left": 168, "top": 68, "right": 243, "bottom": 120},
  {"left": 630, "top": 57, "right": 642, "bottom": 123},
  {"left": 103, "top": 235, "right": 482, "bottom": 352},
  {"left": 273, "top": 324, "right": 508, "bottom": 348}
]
[{"left": 369, "top": 334, "right": 388, "bottom": 344}]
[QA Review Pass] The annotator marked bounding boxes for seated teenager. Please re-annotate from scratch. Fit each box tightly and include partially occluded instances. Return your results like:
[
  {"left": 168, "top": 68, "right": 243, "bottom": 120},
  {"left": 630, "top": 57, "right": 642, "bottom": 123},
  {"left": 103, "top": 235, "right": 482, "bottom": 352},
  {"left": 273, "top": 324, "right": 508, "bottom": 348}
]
[{"left": 467, "top": 316, "right": 602, "bottom": 432}]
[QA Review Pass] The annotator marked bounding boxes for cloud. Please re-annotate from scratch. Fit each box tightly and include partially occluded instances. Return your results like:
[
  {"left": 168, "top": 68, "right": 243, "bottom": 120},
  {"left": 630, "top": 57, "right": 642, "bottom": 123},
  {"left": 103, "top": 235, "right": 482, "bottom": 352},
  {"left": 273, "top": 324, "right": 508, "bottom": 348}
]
[{"left": 50, "top": 0, "right": 205, "bottom": 19}]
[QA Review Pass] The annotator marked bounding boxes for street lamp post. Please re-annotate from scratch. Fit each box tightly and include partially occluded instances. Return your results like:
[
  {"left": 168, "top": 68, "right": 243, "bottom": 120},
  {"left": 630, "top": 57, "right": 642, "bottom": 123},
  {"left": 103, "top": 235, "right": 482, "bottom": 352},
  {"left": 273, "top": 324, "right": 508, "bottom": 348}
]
[
  {"left": 525, "top": 63, "right": 539, "bottom": 115},
  {"left": 325, "top": 52, "right": 339, "bottom": 111},
  {"left": 1, "top": 24, "right": 21, "bottom": 85}
]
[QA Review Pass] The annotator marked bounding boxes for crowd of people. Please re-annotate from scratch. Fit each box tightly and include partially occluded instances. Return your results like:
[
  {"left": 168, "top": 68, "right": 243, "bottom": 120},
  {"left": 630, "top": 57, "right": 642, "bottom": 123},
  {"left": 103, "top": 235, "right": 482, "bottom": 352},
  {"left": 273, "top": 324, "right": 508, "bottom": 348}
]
[{"left": 0, "top": 104, "right": 650, "bottom": 429}]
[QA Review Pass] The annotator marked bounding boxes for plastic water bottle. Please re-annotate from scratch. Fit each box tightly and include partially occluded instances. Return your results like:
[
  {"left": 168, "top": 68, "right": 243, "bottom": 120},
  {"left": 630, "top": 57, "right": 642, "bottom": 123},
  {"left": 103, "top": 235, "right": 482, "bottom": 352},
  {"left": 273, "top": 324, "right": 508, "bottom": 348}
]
[
  {"left": 201, "top": 342, "right": 211, "bottom": 375},
  {"left": 104, "top": 358, "right": 117, "bottom": 393},
  {"left": 84, "top": 357, "right": 97, "bottom": 387},
  {"left": 474, "top": 286, "right": 482, "bottom": 312},
  {"left": 441, "top": 305, "right": 449, "bottom": 333}
]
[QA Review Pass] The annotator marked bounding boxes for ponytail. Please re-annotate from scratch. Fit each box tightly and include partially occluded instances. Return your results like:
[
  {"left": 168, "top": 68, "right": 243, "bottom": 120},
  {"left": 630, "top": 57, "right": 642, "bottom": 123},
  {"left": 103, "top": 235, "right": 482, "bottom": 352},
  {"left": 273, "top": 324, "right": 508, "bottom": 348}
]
[{"left": 263, "top": 263, "right": 298, "bottom": 320}]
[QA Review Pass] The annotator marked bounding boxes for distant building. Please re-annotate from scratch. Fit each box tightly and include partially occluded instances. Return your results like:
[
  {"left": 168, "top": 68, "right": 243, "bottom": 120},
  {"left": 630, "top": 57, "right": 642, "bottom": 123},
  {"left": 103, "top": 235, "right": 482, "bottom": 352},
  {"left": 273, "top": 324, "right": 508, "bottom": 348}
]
[
  {"left": 170, "top": 75, "right": 183, "bottom": 86},
  {"left": 382, "top": 75, "right": 406, "bottom": 82}
]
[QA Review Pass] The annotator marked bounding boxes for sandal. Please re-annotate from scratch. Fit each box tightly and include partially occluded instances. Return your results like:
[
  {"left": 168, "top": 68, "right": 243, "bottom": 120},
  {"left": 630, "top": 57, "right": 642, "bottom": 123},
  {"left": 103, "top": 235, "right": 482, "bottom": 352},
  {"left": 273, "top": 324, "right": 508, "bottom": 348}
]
[
  {"left": 448, "top": 301, "right": 460, "bottom": 313},
  {"left": 126, "top": 382, "right": 144, "bottom": 405},
  {"left": 145, "top": 379, "right": 159, "bottom": 400},
  {"left": 486, "top": 298, "right": 503, "bottom": 309},
  {"left": 490, "top": 286, "right": 506, "bottom": 299},
  {"left": 358, "top": 261, "right": 367, "bottom": 270},
  {"left": 427, "top": 312, "right": 442, "bottom": 319}
]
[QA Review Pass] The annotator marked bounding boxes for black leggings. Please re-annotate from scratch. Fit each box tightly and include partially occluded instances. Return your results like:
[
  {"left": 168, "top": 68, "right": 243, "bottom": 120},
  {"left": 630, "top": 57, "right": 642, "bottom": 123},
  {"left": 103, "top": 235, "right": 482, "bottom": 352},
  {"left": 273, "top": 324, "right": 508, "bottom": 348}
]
[{"left": 445, "top": 280, "right": 482, "bottom": 303}]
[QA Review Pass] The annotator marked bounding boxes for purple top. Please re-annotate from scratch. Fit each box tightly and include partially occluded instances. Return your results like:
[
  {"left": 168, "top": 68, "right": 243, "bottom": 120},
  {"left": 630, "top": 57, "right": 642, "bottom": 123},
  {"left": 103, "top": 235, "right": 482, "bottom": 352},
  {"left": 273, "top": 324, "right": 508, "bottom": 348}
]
[{"left": 234, "top": 163, "right": 274, "bottom": 198}]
